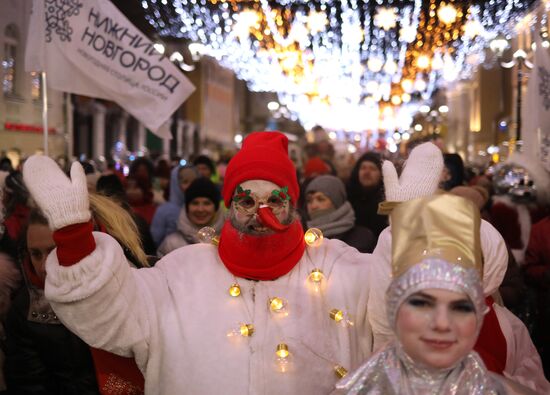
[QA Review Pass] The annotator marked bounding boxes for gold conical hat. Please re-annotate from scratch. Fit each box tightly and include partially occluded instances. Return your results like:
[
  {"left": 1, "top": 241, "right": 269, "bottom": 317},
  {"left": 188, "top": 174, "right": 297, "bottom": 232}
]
[{"left": 390, "top": 194, "right": 482, "bottom": 278}]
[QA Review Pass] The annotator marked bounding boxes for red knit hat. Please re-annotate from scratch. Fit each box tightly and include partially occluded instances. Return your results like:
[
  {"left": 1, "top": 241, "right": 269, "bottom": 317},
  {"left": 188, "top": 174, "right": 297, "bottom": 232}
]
[
  {"left": 223, "top": 131, "right": 299, "bottom": 207},
  {"left": 303, "top": 157, "right": 330, "bottom": 179}
]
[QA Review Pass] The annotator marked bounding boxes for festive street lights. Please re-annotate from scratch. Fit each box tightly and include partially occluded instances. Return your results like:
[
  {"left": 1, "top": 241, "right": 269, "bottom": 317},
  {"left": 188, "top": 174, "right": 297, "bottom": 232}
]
[
  {"left": 503, "top": 49, "right": 533, "bottom": 141},
  {"left": 490, "top": 36, "right": 533, "bottom": 141}
]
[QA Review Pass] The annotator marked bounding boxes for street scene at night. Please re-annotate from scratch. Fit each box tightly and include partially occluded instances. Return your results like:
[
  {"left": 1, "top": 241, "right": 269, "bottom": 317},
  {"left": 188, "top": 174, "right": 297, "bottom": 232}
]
[{"left": 0, "top": 0, "right": 550, "bottom": 394}]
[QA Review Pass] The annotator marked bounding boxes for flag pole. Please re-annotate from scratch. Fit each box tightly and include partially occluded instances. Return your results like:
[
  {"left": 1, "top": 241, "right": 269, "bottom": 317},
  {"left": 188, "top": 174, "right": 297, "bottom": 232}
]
[{"left": 41, "top": 71, "right": 49, "bottom": 156}]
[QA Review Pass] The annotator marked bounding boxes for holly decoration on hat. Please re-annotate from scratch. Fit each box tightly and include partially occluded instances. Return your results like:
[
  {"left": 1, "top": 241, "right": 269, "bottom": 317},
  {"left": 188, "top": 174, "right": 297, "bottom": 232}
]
[
  {"left": 272, "top": 186, "right": 290, "bottom": 201},
  {"left": 234, "top": 185, "right": 251, "bottom": 202}
]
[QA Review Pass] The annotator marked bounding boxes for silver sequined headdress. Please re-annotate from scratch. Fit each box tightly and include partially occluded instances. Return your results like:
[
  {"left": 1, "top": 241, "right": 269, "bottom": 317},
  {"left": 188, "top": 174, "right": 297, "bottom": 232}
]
[{"left": 386, "top": 194, "right": 486, "bottom": 331}]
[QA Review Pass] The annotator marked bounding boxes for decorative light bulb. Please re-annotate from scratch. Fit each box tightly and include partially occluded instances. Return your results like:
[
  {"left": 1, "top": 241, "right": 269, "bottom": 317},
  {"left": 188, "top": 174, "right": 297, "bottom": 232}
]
[
  {"left": 229, "top": 283, "right": 241, "bottom": 297},
  {"left": 304, "top": 228, "right": 324, "bottom": 247},
  {"left": 489, "top": 35, "right": 509, "bottom": 57},
  {"left": 308, "top": 268, "right": 325, "bottom": 293},
  {"left": 401, "top": 79, "right": 414, "bottom": 93},
  {"left": 416, "top": 55, "right": 430, "bottom": 69},
  {"left": 227, "top": 323, "right": 254, "bottom": 337},
  {"left": 308, "top": 269, "right": 324, "bottom": 283},
  {"left": 307, "top": 11, "right": 328, "bottom": 34},
  {"left": 373, "top": 7, "right": 397, "bottom": 31},
  {"left": 269, "top": 297, "right": 289, "bottom": 315},
  {"left": 274, "top": 343, "right": 292, "bottom": 372},
  {"left": 463, "top": 20, "right": 484, "bottom": 39},
  {"left": 276, "top": 343, "right": 289, "bottom": 358},
  {"left": 367, "top": 57, "right": 384, "bottom": 72},
  {"left": 330, "top": 309, "right": 354, "bottom": 327},
  {"left": 383, "top": 59, "right": 397, "bottom": 75},
  {"left": 437, "top": 4, "right": 458, "bottom": 25},
  {"left": 334, "top": 365, "right": 348, "bottom": 378},
  {"left": 197, "top": 226, "right": 219, "bottom": 245},
  {"left": 414, "top": 78, "right": 427, "bottom": 92},
  {"left": 399, "top": 25, "right": 417, "bottom": 43}
]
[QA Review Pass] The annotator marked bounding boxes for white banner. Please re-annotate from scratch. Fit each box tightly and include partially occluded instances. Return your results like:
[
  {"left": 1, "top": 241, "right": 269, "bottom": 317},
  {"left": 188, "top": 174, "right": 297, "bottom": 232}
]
[
  {"left": 522, "top": 27, "right": 550, "bottom": 172},
  {"left": 25, "top": 0, "right": 195, "bottom": 139}
]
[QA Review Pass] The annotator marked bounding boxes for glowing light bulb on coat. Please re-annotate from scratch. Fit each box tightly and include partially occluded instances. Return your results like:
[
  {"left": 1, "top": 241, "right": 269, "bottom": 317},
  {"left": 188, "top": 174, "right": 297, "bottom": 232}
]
[
  {"left": 308, "top": 268, "right": 325, "bottom": 292},
  {"left": 304, "top": 228, "right": 324, "bottom": 247},
  {"left": 197, "top": 226, "right": 219, "bottom": 245},
  {"left": 330, "top": 309, "right": 354, "bottom": 327},
  {"left": 229, "top": 283, "right": 241, "bottom": 297},
  {"left": 334, "top": 365, "right": 348, "bottom": 378},
  {"left": 274, "top": 343, "right": 292, "bottom": 373},
  {"left": 269, "top": 297, "right": 289, "bottom": 315},
  {"left": 227, "top": 323, "right": 254, "bottom": 337}
]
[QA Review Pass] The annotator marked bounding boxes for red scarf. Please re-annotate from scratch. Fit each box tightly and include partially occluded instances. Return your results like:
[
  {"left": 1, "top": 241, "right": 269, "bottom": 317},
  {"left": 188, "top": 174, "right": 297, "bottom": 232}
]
[
  {"left": 218, "top": 220, "right": 305, "bottom": 280},
  {"left": 473, "top": 296, "right": 507, "bottom": 374},
  {"left": 22, "top": 258, "right": 45, "bottom": 289}
]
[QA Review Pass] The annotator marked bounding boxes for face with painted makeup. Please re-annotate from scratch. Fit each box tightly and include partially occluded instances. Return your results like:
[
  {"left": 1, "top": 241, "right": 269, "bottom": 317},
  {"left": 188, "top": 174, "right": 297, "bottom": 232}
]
[
  {"left": 395, "top": 288, "right": 478, "bottom": 370},
  {"left": 229, "top": 180, "right": 294, "bottom": 235}
]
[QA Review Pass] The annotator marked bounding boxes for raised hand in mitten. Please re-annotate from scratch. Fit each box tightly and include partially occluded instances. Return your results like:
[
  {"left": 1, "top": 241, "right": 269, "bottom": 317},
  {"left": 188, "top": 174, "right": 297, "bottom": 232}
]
[
  {"left": 23, "top": 155, "right": 91, "bottom": 230},
  {"left": 383, "top": 142, "right": 444, "bottom": 202}
]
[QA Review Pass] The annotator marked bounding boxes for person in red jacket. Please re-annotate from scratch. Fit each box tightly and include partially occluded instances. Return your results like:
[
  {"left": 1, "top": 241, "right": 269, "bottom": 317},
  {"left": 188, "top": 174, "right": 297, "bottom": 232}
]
[{"left": 524, "top": 215, "right": 550, "bottom": 377}]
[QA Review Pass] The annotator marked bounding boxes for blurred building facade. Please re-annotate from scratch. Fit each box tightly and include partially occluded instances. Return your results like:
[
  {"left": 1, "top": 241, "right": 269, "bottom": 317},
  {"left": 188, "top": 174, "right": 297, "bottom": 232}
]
[{"left": 0, "top": 0, "right": 66, "bottom": 160}]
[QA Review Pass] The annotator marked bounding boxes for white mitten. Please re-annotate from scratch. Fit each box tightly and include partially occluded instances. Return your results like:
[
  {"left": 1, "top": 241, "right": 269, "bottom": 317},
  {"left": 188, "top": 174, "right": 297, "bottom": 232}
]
[
  {"left": 383, "top": 142, "right": 444, "bottom": 202},
  {"left": 23, "top": 155, "right": 91, "bottom": 230}
]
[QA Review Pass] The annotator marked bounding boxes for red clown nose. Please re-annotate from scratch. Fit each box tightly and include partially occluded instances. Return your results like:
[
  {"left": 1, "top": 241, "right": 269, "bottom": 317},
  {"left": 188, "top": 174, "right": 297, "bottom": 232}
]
[{"left": 257, "top": 205, "right": 291, "bottom": 232}]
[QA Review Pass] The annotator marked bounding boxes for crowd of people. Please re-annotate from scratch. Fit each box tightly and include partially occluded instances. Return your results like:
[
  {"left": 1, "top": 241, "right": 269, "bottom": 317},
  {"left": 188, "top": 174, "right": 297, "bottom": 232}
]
[{"left": 0, "top": 130, "right": 549, "bottom": 394}]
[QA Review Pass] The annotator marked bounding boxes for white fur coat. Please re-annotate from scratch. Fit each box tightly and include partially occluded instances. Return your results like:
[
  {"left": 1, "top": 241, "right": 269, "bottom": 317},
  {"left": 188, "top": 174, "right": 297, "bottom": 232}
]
[{"left": 44, "top": 233, "right": 389, "bottom": 395}]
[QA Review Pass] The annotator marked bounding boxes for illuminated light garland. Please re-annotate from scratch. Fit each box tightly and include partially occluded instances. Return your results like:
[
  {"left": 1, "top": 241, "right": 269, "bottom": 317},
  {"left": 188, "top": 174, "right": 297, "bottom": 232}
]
[
  {"left": 269, "top": 297, "right": 289, "bottom": 315},
  {"left": 437, "top": 3, "right": 458, "bottom": 25},
  {"left": 275, "top": 343, "right": 292, "bottom": 372},
  {"left": 304, "top": 228, "right": 324, "bottom": 247},
  {"left": 308, "top": 268, "right": 324, "bottom": 283},
  {"left": 197, "top": 226, "right": 219, "bottom": 245},
  {"left": 229, "top": 283, "right": 241, "bottom": 297},
  {"left": 329, "top": 308, "right": 355, "bottom": 327},
  {"left": 140, "top": 0, "right": 536, "bottom": 129},
  {"left": 334, "top": 365, "right": 348, "bottom": 378},
  {"left": 227, "top": 323, "right": 255, "bottom": 337}
]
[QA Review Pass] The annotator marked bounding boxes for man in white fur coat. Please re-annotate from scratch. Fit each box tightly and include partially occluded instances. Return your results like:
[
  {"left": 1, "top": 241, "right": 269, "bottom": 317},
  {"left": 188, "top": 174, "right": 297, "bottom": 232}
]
[{"left": 22, "top": 131, "right": 405, "bottom": 395}]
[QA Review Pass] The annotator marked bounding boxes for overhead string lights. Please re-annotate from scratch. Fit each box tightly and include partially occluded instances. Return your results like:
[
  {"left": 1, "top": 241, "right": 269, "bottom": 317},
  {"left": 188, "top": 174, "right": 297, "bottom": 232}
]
[
  {"left": 142, "top": 0, "right": 536, "bottom": 130},
  {"left": 142, "top": 0, "right": 535, "bottom": 129}
]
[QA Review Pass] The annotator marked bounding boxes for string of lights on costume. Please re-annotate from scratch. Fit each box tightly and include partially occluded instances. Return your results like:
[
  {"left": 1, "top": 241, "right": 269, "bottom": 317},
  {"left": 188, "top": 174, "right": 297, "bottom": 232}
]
[{"left": 198, "top": 224, "right": 351, "bottom": 378}]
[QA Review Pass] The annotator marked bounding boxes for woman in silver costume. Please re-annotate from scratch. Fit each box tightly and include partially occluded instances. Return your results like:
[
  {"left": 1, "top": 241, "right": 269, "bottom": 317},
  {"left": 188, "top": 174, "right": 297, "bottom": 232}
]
[{"left": 333, "top": 194, "right": 538, "bottom": 395}]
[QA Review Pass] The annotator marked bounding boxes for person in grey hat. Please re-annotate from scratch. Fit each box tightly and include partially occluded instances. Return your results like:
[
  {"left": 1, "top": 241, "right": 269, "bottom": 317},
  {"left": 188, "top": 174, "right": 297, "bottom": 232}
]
[{"left": 305, "top": 175, "right": 375, "bottom": 253}]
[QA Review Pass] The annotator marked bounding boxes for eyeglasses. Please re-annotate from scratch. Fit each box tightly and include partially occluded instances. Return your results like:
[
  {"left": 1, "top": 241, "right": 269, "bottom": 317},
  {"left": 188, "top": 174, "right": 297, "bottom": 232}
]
[{"left": 233, "top": 192, "right": 288, "bottom": 215}]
